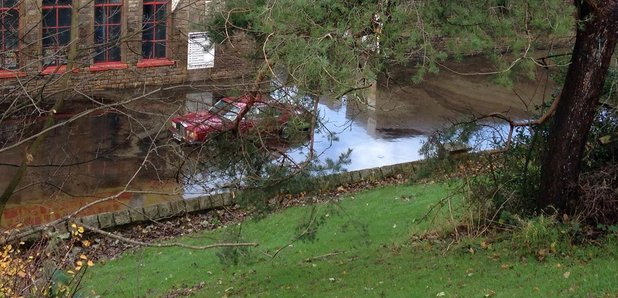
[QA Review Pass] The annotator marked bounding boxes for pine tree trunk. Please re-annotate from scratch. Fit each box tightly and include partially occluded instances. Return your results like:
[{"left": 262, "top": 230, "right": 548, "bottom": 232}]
[{"left": 539, "top": 1, "right": 618, "bottom": 211}]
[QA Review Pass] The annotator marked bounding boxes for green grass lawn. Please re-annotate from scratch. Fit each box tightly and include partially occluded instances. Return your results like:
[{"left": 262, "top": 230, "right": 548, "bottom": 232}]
[{"left": 81, "top": 182, "right": 618, "bottom": 297}]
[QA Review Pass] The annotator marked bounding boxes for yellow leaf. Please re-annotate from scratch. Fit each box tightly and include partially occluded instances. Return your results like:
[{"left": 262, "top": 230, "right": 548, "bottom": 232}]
[
  {"left": 17, "top": 271, "right": 26, "bottom": 278},
  {"left": 76, "top": 261, "right": 83, "bottom": 267},
  {"left": 67, "top": 270, "right": 75, "bottom": 275},
  {"left": 71, "top": 223, "right": 77, "bottom": 229},
  {"left": 563, "top": 271, "right": 570, "bottom": 278},
  {"left": 87, "top": 260, "right": 94, "bottom": 267},
  {"left": 82, "top": 240, "right": 91, "bottom": 247},
  {"left": 75, "top": 266, "right": 82, "bottom": 271},
  {"left": 77, "top": 227, "right": 85, "bottom": 234},
  {"left": 550, "top": 242, "right": 557, "bottom": 253},
  {"left": 79, "top": 254, "right": 88, "bottom": 260}
]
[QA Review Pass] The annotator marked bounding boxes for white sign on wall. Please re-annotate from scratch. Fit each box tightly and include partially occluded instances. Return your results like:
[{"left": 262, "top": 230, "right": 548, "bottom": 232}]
[{"left": 187, "top": 32, "right": 215, "bottom": 70}]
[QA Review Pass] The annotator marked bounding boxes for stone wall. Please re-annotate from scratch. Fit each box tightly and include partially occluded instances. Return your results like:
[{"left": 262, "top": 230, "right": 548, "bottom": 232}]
[
  {"left": 0, "top": 0, "right": 257, "bottom": 93},
  {"left": 50, "top": 161, "right": 424, "bottom": 234}
]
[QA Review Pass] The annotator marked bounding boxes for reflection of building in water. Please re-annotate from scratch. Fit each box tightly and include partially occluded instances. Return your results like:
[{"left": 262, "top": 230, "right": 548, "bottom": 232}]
[
  {"left": 0, "top": 109, "right": 181, "bottom": 229},
  {"left": 346, "top": 58, "right": 554, "bottom": 138},
  {"left": 185, "top": 92, "right": 214, "bottom": 113},
  {"left": 320, "top": 96, "right": 344, "bottom": 112}
]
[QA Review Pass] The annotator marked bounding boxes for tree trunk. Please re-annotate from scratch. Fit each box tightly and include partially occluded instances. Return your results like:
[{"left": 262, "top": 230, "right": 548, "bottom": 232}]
[{"left": 539, "top": 0, "right": 618, "bottom": 211}]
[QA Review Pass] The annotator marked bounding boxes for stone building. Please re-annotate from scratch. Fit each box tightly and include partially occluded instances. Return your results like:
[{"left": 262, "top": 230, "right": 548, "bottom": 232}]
[{"left": 0, "top": 0, "right": 252, "bottom": 92}]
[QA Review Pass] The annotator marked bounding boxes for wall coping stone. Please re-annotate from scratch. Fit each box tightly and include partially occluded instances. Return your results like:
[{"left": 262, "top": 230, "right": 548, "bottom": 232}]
[{"left": 71, "top": 160, "right": 423, "bottom": 231}]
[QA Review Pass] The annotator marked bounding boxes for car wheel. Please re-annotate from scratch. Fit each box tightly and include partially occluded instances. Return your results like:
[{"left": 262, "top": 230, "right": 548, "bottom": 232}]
[{"left": 280, "top": 124, "right": 292, "bottom": 140}]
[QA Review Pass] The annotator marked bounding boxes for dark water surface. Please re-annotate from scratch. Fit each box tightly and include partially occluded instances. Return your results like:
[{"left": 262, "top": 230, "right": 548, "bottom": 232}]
[{"left": 0, "top": 61, "right": 553, "bottom": 228}]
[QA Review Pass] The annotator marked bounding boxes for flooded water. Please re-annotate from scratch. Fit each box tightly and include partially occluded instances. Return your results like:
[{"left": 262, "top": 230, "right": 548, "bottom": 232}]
[{"left": 0, "top": 59, "right": 553, "bottom": 228}]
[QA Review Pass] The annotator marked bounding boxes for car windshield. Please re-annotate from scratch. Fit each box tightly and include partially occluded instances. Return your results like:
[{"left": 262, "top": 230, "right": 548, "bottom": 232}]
[
  {"left": 220, "top": 106, "right": 241, "bottom": 122},
  {"left": 208, "top": 99, "right": 232, "bottom": 114}
]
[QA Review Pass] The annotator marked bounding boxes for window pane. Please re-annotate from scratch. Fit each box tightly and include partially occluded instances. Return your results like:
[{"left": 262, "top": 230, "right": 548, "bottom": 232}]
[
  {"left": 58, "top": 8, "right": 71, "bottom": 26},
  {"left": 154, "top": 42, "right": 165, "bottom": 58},
  {"left": 109, "top": 7, "right": 121, "bottom": 24},
  {"left": 94, "top": 7, "right": 104, "bottom": 25},
  {"left": 93, "top": 46, "right": 105, "bottom": 62},
  {"left": 94, "top": 25, "right": 104, "bottom": 44},
  {"left": 42, "top": 0, "right": 57, "bottom": 5},
  {"left": 109, "top": 45, "right": 120, "bottom": 61},
  {"left": 3, "top": 0, "right": 18, "bottom": 8},
  {"left": 57, "top": 28, "right": 71, "bottom": 45},
  {"left": 155, "top": 4, "right": 166, "bottom": 22},
  {"left": 142, "top": 41, "right": 152, "bottom": 58},
  {"left": 42, "top": 9, "right": 56, "bottom": 27},
  {"left": 142, "top": 26, "right": 152, "bottom": 40},
  {"left": 143, "top": 5, "right": 153, "bottom": 21},
  {"left": 56, "top": 0, "right": 71, "bottom": 5},
  {"left": 155, "top": 23, "right": 166, "bottom": 40},
  {"left": 4, "top": 53, "right": 18, "bottom": 69},
  {"left": 5, "top": 33, "right": 18, "bottom": 49},
  {"left": 42, "top": 29, "right": 56, "bottom": 46},
  {"left": 42, "top": 48, "right": 56, "bottom": 65},
  {"left": 4, "top": 10, "right": 18, "bottom": 30},
  {"left": 109, "top": 25, "right": 121, "bottom": 41}
]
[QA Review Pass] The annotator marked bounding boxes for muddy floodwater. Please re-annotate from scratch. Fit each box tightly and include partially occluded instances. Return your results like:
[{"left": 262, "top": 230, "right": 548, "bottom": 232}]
[{"left": 0, "top": 59, "right": 554, "bottom": 228}]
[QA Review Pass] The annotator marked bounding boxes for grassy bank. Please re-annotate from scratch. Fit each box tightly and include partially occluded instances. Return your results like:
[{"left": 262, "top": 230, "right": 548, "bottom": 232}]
[{"left": 81, "top": 182, "right": 618, "bottom": 297}]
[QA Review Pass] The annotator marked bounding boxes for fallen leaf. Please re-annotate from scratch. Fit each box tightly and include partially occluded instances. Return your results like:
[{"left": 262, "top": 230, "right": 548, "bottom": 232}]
[
  {"left": 550, "top": 242, "right": 557, "bottom": 253},
  {"left": 436, "top": 292, "right": 445, "bottom": 297},
  {"left": 563, "top": 271, "right": 570, "bottom": 279}
]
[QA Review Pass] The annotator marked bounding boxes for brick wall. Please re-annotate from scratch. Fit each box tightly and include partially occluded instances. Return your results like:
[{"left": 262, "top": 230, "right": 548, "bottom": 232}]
[{"left": 0, "top": 0, "right": 257, "bottom": 93}]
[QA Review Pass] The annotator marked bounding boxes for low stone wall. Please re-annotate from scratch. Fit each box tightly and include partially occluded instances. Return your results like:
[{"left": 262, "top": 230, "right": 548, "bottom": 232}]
[{"left": 52, "top": 160, "right": 423, "bottom": 234}]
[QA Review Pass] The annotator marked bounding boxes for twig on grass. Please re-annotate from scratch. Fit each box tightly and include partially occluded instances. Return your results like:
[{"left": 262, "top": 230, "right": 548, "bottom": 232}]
[
  {"left": 304, "top": 251, "right": 344, "bottom": 262},
  {"left": 81, "top": 224, "right": 258, "bottom": 250}
]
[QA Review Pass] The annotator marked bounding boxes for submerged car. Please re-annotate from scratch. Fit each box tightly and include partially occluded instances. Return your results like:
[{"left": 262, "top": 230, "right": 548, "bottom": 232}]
[{"left": 170, "top": 94, "right": 310, "bottom": 143}]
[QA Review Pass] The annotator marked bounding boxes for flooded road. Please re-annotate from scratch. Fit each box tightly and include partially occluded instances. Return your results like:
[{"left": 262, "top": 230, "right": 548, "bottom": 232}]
[{"left": 0, "top": 60, "right": 553, "bottom": 228}]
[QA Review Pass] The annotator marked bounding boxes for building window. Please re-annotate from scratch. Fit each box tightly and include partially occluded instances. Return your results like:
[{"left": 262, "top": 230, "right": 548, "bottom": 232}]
[
  {"left": 142, "top": 0, "right": 167, "bottom": 59},
  {"left": 0, "top": 0, "right": 19, "bottom": 70},
  {"left": 42, "top": 0, "right": 72, "bottom": 67},
  {"left": 94, "top": 0, "right": 122, "bottom": 63}
]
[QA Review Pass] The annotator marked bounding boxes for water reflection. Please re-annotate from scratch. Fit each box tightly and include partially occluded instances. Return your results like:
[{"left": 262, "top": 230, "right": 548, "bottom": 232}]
[
  {"left": 286, "top": 100, "right": 426, "bottom": 171},
  {"left": 0, "top": 62, "right": 551, "bottom": 228}
]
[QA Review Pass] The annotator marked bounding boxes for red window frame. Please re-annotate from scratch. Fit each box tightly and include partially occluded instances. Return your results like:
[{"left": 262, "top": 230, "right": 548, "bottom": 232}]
[
  {"left": 42, "top": 0, "right": 72, "bottom": 67},
  {"left": 93, "top": 0, "right": 122, "bottom": 64},
  {"left": 0, "top": 0, "right": 19, "bottom": 70},
  {"left": 141, "top": 0, "right": 168, "bottom": 60}
]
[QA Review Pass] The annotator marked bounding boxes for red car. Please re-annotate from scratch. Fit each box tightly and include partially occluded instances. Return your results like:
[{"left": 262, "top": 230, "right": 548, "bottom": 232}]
[{"left": 170, "top": 94, "right": 307, "bottom": 143}]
